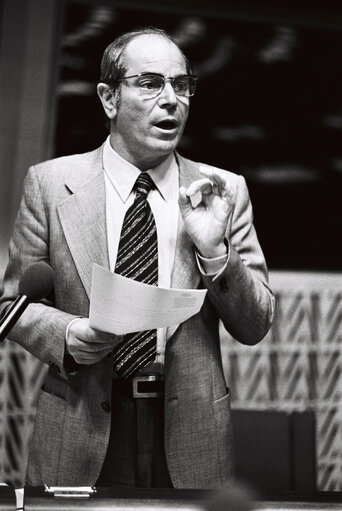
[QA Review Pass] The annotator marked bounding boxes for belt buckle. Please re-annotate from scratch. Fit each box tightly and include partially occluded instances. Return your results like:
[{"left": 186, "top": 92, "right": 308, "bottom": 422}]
[{"left": 132, "top": 375, "right": 163, "bottom": 398}]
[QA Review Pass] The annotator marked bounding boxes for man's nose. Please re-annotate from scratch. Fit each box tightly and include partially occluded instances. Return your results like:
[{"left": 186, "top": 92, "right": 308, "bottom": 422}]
[{"left": 158, "top": 81, "right": 178, "bottom": 106}]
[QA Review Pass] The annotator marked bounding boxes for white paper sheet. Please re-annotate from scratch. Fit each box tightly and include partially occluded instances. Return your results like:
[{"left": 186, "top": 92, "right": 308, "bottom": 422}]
[{"left": 89, "top": 263, "right": 207, "bottom": 335}]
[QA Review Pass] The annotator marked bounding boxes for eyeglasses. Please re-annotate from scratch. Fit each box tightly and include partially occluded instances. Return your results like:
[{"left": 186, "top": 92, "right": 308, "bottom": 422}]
[{"left": 114, "top": 73, "right": 198, "bottom": 98}]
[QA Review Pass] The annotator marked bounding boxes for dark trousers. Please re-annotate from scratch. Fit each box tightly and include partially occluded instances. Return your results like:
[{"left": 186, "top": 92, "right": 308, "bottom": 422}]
[{"left": 96, "top": 391, "right": 173, "bottom": 488}]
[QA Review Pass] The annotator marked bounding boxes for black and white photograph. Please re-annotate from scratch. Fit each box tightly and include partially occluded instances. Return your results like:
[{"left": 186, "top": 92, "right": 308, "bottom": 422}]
[{"left": 0, "top": 1, "right": 341, "bottom": 509}]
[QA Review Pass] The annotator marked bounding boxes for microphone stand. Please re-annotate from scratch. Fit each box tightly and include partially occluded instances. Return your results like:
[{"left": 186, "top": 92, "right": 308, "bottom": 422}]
[{"left": 0, "top": 295, "right": 29, "bottom": 342}]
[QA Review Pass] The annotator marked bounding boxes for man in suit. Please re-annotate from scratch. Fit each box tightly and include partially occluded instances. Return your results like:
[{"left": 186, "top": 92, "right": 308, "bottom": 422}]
[{"left": 0, "top": 27, "right": 274, "bottom": 488}]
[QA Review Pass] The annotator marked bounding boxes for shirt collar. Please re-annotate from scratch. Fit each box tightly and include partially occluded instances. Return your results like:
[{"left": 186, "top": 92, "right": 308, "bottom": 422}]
[{"left": 103, "top": 135, "right": 178, "bottom": 203}]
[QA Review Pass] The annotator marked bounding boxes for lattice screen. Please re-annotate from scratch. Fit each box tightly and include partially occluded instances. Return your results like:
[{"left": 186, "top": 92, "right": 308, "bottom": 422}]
[
  {"left": 0, "top": 342, "right": 47, "bottom": 487},
  {"left": 221, "top": 272, "right": 342, "bottom": 491}
]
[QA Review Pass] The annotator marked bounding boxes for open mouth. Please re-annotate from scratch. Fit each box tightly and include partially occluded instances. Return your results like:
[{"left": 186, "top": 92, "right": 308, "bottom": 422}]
[{"left": 155, "top": 120, "right": 177, "bottom": 130}]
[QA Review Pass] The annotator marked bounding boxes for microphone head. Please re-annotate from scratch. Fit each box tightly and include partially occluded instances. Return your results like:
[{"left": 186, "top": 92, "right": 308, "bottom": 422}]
[{"left": 19, "top": 262, "right": 54, "bottom": 301}]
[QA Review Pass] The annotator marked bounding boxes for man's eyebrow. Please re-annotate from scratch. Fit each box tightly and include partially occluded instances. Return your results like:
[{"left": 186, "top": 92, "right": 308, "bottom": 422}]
[
  {"left": 138, "top": 72, "right": 163, "bottom": 76},
  {"left": 135, "top": 72, "right": 190, "bottom": 78}
]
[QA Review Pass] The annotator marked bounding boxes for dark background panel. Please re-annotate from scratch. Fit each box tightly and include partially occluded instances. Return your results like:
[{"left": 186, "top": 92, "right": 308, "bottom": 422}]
[{"left": 55, "top": 1, "right": 342, "bottom": 271}]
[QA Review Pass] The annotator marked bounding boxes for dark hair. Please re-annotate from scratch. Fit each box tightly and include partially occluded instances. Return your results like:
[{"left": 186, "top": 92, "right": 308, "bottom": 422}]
[{"left": 100, "top": 26, "right": 190, "bottom": 91}]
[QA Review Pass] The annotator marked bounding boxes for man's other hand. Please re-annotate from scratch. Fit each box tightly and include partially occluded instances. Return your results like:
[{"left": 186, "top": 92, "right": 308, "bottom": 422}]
[{"left": 179, "top": 167, "right": 233, "bottom": 258}]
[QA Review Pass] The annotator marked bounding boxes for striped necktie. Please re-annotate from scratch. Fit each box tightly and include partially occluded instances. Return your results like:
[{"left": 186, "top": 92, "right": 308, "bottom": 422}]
[{"left": 112, "top": 172, "right": 158, "bottom": 379}]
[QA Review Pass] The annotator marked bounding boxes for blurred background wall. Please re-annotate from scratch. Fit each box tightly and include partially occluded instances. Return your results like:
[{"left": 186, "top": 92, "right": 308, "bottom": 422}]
[{"left": 0, "top": 0, "right": 341, "bottom": 492}]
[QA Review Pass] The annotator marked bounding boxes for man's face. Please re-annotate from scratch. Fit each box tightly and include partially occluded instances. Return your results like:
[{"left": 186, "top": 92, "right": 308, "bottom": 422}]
[{"left": 109, "top": 34, "right": 190, "bottom": 170}]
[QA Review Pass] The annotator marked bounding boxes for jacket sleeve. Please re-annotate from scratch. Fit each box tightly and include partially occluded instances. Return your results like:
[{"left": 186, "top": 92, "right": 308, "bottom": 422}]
[
  {"left": 0, "top": 166, "right": 77, "bottom": 377},
  {"left": 201, "top": 174, "right": 275, "bottom": 345}
]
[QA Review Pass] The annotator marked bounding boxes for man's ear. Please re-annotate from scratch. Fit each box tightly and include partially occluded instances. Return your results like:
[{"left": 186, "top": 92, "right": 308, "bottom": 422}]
[{"left": 97, "top": 83, "right": 118, "bottom": 119}]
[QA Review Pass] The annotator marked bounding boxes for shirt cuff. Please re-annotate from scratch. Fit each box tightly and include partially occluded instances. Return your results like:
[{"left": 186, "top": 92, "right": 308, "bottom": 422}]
[
  {"left": 64, "top": 317, "right": 82, "bottom": 373},
  {"left": 66, "top": 316, "right": 83, "bottom": 343},
  {"left": 196, "top": 239, "right": 230, "bottom": 276}
]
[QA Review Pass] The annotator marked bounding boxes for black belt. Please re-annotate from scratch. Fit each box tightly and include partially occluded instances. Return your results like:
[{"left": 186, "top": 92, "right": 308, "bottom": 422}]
[{"left": 112, "top": 375, "right": 165, "bottom": 399}]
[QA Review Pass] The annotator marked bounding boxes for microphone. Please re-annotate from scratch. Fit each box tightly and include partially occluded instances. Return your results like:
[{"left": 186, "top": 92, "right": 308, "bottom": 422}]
[{"left": 0, "top": 262, "right": 54, "bottom": 342}]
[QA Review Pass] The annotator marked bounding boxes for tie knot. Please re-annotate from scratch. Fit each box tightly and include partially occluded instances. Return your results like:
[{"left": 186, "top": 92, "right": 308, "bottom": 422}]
[{"left": 135, "top": 172, "right": 155, "bottom": 197}]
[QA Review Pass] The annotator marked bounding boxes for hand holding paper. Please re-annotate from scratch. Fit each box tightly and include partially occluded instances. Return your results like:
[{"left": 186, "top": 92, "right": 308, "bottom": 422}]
[
  {"left": 89, "top": 264, "right": 207, "bottom": 335},
  {"left": 66, "top": 317, "right": 119, "bottom": 365}
]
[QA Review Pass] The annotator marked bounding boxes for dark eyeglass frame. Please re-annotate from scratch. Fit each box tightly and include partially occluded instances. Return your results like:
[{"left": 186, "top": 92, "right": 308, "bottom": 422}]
[{"left": 114, "top": 72, "right": 198, "bottom": 98}]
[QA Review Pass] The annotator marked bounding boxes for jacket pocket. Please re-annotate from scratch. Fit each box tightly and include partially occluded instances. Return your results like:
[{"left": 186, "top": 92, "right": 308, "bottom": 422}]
[{"left": 41, "top": 370, "right": 67, "bottom": 400}]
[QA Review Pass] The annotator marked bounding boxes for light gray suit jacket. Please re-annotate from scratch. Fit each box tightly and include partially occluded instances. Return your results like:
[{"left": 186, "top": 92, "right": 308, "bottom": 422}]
[{"left": 0, "top": 144, "right": 274, "bottom": 488}]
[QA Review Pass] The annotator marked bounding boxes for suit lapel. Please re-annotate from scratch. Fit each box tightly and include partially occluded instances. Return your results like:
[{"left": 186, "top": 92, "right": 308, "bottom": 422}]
[{"left": 57, "top": 149, "right": 109, "bottom": 299}]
